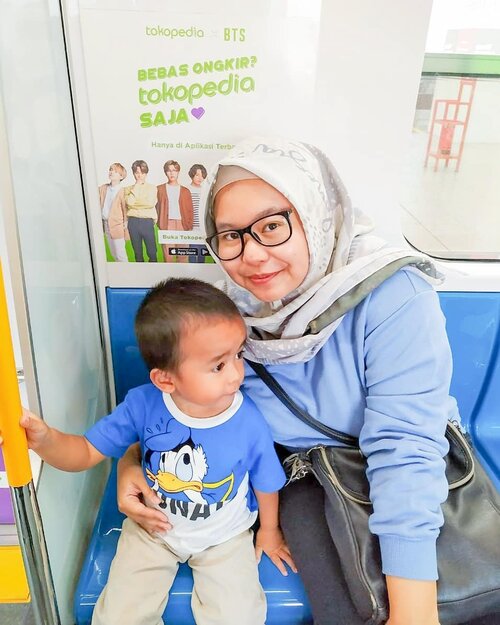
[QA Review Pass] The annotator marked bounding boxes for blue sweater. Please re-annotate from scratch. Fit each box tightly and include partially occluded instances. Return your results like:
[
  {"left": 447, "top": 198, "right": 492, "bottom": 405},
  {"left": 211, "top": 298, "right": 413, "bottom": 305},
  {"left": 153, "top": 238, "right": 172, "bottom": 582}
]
[{"left": 243, "top": 268, "right": 456, "bottom": 581}]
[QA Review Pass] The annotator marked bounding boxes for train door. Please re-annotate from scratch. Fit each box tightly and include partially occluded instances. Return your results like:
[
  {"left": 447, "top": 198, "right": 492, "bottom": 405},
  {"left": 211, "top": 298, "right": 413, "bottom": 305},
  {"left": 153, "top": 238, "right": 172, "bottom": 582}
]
[{"left": 0, "top": 3, "right": 109, "bottom": 623}]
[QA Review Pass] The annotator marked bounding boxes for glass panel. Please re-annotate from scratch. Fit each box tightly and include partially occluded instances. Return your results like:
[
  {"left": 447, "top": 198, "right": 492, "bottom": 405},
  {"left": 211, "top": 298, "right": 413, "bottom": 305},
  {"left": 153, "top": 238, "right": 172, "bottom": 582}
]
[
  {"left": 426, "top": 0, "right": 500, "bottom": 55},
  {"left": 401, "top": 74, "right": 500, "bottom": 258},
  {"left": 402, "top": 0, "right": 500, "bottom": 258},
  {"left": 0, "top": 1, "right": 109, "bottom": 622}
]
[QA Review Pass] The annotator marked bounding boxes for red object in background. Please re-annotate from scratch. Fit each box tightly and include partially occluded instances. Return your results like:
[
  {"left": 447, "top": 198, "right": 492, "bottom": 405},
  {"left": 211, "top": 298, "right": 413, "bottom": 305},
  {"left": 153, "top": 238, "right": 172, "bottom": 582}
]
[
  {"left": 438, "top": 123, "right": 454, "bottom": 156},
  {"left": 424, "top": 79, "right": 476, "bottom": 172}
]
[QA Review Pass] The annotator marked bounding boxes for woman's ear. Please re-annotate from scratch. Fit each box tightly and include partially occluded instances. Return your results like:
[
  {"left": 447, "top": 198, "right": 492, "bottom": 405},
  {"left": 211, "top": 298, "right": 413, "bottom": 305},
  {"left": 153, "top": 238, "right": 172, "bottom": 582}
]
[{"left": 150, "top": 368, "right": 175, "bottom": 393}]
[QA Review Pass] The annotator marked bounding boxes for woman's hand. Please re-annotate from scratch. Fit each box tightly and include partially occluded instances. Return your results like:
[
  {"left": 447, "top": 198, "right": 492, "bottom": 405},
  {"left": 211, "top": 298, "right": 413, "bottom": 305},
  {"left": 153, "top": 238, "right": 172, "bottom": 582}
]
[
  {"left": 387, "top": 619, "right": 440, "bottom": 625},
  {"left": 386, "top": 576, "right": 440, "bottom": 625},
  {"left": 117, "top": 443, "right": 171, "bottom": 534},
  {"left": 255, "top": 526, "right": 298, "bottom": 576}
]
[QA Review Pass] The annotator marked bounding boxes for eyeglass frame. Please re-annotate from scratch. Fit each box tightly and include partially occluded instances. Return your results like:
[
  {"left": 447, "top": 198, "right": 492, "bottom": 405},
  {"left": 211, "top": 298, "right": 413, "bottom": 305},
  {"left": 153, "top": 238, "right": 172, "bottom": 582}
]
[{"left": 206, "top": 209, "right": 294, "bottom": 261}]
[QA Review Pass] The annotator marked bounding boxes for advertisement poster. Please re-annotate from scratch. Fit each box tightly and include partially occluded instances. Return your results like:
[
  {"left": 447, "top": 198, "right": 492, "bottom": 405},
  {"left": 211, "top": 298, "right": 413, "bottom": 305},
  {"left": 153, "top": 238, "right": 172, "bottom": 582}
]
[{"left": 76, "top": 2, "right": 319, "bottom": 266}]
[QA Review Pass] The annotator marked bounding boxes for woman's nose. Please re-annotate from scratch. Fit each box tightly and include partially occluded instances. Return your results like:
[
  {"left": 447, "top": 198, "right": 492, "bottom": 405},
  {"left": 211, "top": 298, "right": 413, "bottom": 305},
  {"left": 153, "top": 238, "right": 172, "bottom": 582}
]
[{"left": 241, "top": 233, "right": 269, "bottom": 263}]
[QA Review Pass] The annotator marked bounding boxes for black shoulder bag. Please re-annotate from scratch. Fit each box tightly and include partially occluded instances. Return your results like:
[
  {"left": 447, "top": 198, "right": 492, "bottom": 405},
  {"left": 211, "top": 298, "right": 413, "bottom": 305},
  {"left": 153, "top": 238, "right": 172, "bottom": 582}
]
[{"left": 247, "top": 360, "right": 500, "bottom": 625}]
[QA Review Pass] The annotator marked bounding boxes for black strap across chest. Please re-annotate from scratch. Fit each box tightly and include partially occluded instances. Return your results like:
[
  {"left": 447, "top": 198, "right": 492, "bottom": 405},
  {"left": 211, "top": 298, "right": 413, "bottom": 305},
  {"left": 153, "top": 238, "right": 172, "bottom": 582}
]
[{"left": 245, "top": 359, "right": 359, "bottom": 448}]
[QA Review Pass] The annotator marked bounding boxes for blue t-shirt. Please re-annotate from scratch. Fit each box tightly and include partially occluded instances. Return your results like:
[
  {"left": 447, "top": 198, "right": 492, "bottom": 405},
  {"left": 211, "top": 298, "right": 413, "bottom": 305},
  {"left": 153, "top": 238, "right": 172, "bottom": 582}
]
[{"left": 86, "top": 387, "right": 285, "bottom": 555}]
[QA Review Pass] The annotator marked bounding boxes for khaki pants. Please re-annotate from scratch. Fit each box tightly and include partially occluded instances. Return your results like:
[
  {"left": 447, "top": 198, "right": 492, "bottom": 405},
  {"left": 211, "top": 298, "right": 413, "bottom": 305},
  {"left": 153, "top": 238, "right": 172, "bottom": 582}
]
[{"left": 91, "top": 519, "right": 266, "bottom": 625}]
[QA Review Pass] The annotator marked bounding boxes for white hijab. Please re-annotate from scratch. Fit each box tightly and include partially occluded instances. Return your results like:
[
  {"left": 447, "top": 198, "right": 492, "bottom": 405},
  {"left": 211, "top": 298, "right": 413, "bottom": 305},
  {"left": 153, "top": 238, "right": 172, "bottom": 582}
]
[{"left": 203, "top": 136, "right": 443, "bottom": 364}]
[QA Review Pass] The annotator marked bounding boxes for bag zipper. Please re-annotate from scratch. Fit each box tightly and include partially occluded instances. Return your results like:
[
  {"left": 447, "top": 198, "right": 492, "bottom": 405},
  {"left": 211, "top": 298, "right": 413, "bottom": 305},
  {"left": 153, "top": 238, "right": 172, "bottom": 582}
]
[
  {"left": 446, "top": 420, "right": 475, "bottom": 490},
  {"left": 314, "top": 446, "right": 370, "bottom": 505}
]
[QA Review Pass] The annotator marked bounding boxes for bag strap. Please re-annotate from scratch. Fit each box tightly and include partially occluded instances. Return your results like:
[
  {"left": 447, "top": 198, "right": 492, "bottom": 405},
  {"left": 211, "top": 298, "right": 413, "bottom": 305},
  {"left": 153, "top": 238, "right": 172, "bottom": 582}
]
[
  {"left": 246, "top": 360, "right": 359, "bottom": 447},
  {"left": 247, "top": 362, "right": 477, "bottom": 489},
  {"left": 306, "top": 257, "right": 422, "bottom": 335}
]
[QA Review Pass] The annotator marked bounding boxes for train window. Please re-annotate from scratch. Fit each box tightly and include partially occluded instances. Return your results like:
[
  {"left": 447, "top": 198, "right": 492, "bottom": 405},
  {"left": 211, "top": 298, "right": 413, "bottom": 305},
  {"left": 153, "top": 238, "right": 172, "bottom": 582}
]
[{"left": 400, "top": 0, "right": 500, "bottom": 260}]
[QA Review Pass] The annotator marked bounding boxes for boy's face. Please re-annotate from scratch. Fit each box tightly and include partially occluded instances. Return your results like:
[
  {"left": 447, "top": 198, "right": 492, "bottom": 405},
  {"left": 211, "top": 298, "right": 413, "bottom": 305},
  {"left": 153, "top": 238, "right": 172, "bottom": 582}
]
[{"left": 158, "top": 316, "right": 246, "bottom": 418}]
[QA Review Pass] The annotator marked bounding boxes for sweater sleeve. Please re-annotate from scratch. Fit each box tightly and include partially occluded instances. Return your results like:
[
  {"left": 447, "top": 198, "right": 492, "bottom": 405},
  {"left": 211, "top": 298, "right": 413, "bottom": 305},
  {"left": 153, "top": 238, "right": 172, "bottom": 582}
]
[{"left": 360, "top": 271, "right": 452, "bottom": 580}]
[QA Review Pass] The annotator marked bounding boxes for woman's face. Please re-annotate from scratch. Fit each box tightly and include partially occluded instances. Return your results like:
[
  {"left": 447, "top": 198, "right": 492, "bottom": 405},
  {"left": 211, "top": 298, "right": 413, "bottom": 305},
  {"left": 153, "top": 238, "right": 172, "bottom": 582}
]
[{"left": 214, "top": 179, "right": 310, "bottom": 302}]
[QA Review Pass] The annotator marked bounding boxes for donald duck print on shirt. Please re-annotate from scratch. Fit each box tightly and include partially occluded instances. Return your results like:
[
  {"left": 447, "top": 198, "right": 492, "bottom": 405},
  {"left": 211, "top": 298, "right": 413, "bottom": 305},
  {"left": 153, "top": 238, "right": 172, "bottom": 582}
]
[{"left": 144, "top": 415, "right": 235, "bottom": 517}]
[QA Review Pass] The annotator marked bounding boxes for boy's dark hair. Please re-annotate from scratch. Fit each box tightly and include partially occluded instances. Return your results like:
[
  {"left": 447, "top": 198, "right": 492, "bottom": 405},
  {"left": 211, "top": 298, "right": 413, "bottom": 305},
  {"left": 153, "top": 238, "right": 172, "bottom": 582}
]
[{"left": 135, "top": 278, "right": 242, "bottom": 372}]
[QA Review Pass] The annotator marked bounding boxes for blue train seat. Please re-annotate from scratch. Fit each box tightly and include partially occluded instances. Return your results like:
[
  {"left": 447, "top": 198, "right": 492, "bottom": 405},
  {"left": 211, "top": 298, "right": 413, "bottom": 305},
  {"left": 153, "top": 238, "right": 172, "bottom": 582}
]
[{"left": 73, "top": 288, "right": 500, "bottom": 625}]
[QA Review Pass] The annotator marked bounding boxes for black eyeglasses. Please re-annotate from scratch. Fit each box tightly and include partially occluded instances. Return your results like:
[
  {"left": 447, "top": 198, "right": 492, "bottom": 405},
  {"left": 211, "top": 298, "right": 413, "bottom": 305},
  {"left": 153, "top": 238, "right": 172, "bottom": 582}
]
[{"left": 207, "top": 209, "right": 293, "bottom": 261}]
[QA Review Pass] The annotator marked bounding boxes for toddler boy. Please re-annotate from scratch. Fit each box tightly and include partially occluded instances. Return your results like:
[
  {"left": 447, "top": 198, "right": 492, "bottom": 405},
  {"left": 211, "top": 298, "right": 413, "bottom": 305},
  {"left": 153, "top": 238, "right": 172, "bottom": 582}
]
[{"left": 15, "top": 278, "right": 294, "bottom": 625}]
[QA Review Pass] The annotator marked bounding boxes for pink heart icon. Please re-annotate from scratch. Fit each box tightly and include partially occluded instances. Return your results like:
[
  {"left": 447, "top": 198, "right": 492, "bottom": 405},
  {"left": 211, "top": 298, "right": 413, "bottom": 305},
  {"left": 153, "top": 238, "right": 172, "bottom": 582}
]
[{"left": 191, "top": 107, "right": 205, "bottom": 120}]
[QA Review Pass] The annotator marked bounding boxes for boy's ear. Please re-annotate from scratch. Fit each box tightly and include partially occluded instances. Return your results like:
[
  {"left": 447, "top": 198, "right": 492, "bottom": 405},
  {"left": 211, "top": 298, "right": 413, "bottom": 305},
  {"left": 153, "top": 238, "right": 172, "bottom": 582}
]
[{"left": 150, "top": 368, "right": 175, "bottom": 393}]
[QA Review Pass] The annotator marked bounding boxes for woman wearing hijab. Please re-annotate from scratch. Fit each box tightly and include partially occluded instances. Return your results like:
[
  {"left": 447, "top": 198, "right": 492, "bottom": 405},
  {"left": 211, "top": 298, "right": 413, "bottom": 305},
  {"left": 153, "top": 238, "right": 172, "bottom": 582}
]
[{"left": 116, "top": 137, "right": 496, "bottom": 625}]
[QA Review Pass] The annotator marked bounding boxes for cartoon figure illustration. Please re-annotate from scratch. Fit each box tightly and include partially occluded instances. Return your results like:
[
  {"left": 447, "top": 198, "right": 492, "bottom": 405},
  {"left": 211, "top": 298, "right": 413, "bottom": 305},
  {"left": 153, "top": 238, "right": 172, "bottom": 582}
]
[
  {"left": 123, "top": 159, "right": 158, "bottom": 262},
  {"left": 98, "top": 162, "right": 129, "bottom": 262},
  {"left": 156, "top": 160, "right": 193, "bottom": 263},
  {"left": 187, "top": 163, "right": 208, "bottom": 263},
  {"left": 144, "top": 417, "right": 234, "bottom": 506}
]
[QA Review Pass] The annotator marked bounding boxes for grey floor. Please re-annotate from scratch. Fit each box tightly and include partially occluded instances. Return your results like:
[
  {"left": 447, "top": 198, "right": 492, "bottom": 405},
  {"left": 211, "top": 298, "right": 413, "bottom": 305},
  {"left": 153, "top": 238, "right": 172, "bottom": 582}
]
[{"left": 0, "top": 603, "right": 36, "bottom": 625}]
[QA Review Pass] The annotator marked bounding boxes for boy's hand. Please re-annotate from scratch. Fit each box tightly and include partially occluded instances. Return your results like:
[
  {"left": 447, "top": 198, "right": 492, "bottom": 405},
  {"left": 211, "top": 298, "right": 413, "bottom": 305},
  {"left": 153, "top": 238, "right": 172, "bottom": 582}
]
[
  {"left": 20, "top": 408, "right": 51, "bottom": 450},
  {"left": 255, "top": 527, "right": 298, "bottom": 576},
  {"left": 0, "top": 408, "right": 44, "bottom": 448}
]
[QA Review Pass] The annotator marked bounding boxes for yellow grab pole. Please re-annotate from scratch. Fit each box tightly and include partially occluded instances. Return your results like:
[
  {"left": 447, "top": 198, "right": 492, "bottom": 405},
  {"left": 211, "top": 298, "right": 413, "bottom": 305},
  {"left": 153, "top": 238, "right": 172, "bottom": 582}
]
[
  {"left": 0, "top": 261, "right": 60, "bottom": 624},
  {"left": 0, "top": 261, "right": 31, "bottom": 486}
]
